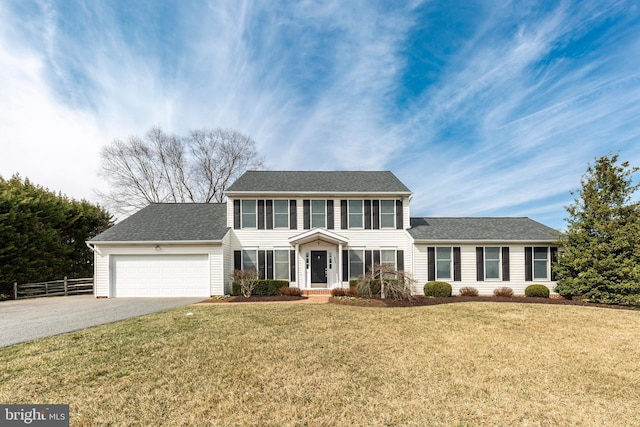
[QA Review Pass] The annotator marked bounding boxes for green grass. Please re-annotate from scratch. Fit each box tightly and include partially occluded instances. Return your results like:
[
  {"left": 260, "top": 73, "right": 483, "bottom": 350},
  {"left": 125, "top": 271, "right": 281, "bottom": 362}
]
[{"left": 1, "top": 303, "right": 640, "bottom": 426}]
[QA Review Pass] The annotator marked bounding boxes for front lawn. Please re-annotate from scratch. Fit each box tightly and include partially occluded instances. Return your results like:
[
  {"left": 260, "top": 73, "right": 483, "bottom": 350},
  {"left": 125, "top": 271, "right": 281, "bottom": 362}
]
[{"left": 1, "top": 303, "right": 639, "bottom": 426}]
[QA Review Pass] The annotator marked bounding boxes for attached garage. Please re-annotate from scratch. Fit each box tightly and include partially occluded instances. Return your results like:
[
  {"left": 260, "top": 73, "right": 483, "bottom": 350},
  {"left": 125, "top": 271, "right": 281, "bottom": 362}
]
[{"left": 111, "top": 254, "right": 210, "bottom": 297}]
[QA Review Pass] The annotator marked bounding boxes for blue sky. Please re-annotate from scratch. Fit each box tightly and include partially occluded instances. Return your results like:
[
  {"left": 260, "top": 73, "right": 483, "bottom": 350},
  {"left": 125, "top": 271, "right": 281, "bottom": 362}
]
[{"left": 1, "top": 1, "right": 639, "bottom": 229}]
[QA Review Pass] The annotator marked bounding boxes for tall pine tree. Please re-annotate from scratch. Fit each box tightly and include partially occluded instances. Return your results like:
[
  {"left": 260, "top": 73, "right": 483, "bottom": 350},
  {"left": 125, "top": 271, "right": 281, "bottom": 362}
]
[{"left": 554, "top": 155, "right": 640, "bottom": 305}]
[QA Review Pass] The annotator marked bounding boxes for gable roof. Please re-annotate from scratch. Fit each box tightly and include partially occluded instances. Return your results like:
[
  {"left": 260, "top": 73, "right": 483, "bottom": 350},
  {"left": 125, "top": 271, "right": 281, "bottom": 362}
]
[
  {"left": 225, "top": 171, "right": 411, "bottom": 194},
  {"left": 408, "top": 217, "right": 558, "bottom": 241},
  {"left": 89, "top": 203, "right": 229, "bottom": 243}
]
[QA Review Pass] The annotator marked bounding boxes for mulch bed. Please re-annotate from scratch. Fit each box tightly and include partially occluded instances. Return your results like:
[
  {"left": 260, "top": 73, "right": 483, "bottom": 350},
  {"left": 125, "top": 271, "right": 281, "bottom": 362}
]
[
  {"left": 330, "top": 295, "right": 640, "bottom": 310},
  {"left": 205, "top": 295, "right": 308, "bottom": 303},
  {"left": 201, "top": 294, "right": 638, "bottom": 310}
]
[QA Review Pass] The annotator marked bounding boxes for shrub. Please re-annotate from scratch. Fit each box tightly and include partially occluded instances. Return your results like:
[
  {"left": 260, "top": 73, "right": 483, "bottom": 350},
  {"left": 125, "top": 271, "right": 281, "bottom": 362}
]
[
  {"left": 331, "top": 288, "right": 347, "bottom": 297},
  {"left": 350, "top": 278, "right": 381, "bottom": 296},
  {"left": 232, "top": 280, "right": 289, "bottom": 296},
  {"left": 279, "top": 286, "right": 302, "bottom": 297},
  {"left": 525, "top": 284, "right": 550, "bottom": 298},
  {"left": 424, "top": 281, "right": 452, "bottom": 297},
  {"left": 493, "top": 287, "right": 514, "bottom": 297},
  {"left": 459, "top": 286, "right": 479, "bottom": 297}
]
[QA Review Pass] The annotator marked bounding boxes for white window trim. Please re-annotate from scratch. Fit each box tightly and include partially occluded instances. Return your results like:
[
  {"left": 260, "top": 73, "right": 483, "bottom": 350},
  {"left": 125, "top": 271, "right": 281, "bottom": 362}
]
[
  {"left": 348, "top": 200, "right": 364, "bottom": 229},
  {"left": 348, "top": 248, "right": 365, "bottom": 280},
  {"left": 379, "top": 200, "right": 396, "bottom": 229},
  {"left": 380, "top": 248, "right": 397, "bottom": 269},
  {"left": 241, "top": 248, "right": 258, "bottom": 271},
  {"left": 311, "top": 200, "right": 327, "bottom": 228},
  {"left": 274, "top": 248, "right": 290, "bottom": 281},
  {"left": 241, "top": 200, "right": 257, "bottom": 229},
  {"left": 273, "top": 200, "right": 290, "bottom": 229},
  {"left": 436, "top": 246, "right": 453, "bottom": 281},
  {"left": 484, "top": 247, "right": 501, "bottom": 281},
  {"left": 533, "top": 247, "right": 549, "bottom": 280}
]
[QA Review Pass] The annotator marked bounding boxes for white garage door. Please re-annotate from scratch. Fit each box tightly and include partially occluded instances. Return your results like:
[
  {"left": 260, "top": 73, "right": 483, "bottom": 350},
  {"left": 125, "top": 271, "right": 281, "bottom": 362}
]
[{"left": 112, "top": 255, "right": 210, "bottom": 297}]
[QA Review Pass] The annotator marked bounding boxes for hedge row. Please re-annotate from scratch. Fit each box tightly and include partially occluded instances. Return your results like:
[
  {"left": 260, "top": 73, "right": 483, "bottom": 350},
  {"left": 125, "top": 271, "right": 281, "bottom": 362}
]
[{"left": 232, "top": 280, "right": 290, "bottom": 296}]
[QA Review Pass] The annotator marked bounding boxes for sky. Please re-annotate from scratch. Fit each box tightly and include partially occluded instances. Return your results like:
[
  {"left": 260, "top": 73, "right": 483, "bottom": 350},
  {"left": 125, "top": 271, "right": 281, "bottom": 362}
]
[{"left": 1, "top": 0, "right": 639, "bottom": 229}]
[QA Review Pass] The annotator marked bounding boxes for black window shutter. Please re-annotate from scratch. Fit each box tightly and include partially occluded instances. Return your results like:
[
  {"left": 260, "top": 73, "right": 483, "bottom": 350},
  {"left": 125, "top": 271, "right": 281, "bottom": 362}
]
[
  {"left": 373, "top": 250, "right": 381, "bottom": 266},
  {"left": 266, "top": 250, "right": 274, "bottom": 280},
  {"left": 364, "top": 200, "right": 372, "bottom": 230},
  {"left": 303, "top": 200, "right": 311, "bottom": 229},
  {"left": 502, "top": 247, "right": 510, "bottom": 281},
  {"left": 453, "top": 247, "right": 461, "bottom": 281},
  {"left": 233, "top": 200, "right": 240, "bottom": 229},
  {"left": 290, "top": 250, "right": 296, "bottom": 283},
  {"left": 341, "top": 200, "right": 348, "bottom": 229},
  {"left": 327, "top": 200, "right": 334, "bottom": 229},
  {"left": 289, "top": 200, "right": 297, "bottom": 230},
  {"left": 234, "top": 250, "right": 241, "bottom": 270},
  {"left": 525, "top": 247, "right": 533, "bottom": 281},
  {"left": 365, "top": 250, "right": 373, "bottom": 274},
  {"left": 372, "top": 200, "right": 380, "bottom": 229},
  {"left": 266, "top": 200, "right": 273, "bottom": 230},
  {"left": 395, "top": 200, "right": 403, "bottom": 229},
  {"left": 397, "top": 250, "right": 404, "bottom": 271},
  {"left": 342, "top": 250, "right": 349, "bottom": 281},
  {"left": 258, "top": 200, "right": 265, "bottom": 230},
  {"left": 476, "top": 247, "right": 484, "bottom": 281},
  {"left": 550, "top": 247, "right": 558, "bottom": 281},
  {"left": 427, "top": 247, "right": 435, "bottom": 281},
  {"left": 258, "top": 250, "right": 266, "bottom": 279}
]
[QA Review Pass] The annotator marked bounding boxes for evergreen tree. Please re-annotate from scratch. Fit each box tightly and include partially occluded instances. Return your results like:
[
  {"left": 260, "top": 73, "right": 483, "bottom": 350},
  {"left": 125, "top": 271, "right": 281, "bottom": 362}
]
[
  {"left": 0, "top": 175, "right": 112, "bottom": 295},
  {"left": 554, "top": 155, "right": 640, "bottom": 305}
]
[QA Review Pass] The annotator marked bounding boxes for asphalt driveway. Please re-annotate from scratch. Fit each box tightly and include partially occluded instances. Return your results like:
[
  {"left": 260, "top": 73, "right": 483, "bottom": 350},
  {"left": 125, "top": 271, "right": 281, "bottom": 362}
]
[{"left": 0, "top": 295, "right": 204, "bottom": 348}]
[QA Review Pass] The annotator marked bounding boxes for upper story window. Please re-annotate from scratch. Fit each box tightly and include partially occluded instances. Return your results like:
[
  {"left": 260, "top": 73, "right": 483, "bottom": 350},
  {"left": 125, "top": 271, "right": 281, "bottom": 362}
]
[
  {"left": 234, "top": 199, "right": 297, "bottom": 230},
  {"left": 380, "top": 200, "right": 395, "bottom": 228},
  {"left": 311, "top": 200, "right": 326, "bottom": 228},
  {"left": 341, "top": 199, "right": 403, "bottom": 230},
  {"left": 273, "top": 200, "right": 289, "bottom": 228},
  {"left": 348, "top": 200, "right": 363, "bottom": 228},
  {"left": 241, "top": 200, "right": 257, "bottom": 228}
]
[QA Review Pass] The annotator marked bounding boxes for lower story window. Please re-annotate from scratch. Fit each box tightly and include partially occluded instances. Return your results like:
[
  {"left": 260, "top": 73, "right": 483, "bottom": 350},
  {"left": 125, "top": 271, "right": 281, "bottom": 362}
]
[
  {"left": 274, "top": 250, "right": 289, "bottom": 280},
  {"left": 349, "top": 249, "right": 364, "bottom": 280},
  {"left": 436, "top": 247, "right": 452, "bottom": 280},
  {"left": 534, "top": 247, "right": 548, "bottom": 280},
  {"left": 485, "top": 247, "right": 501, "bottom": 280},
  {"left": 242, "top": 250, "right": 257, "bottom": 271}
]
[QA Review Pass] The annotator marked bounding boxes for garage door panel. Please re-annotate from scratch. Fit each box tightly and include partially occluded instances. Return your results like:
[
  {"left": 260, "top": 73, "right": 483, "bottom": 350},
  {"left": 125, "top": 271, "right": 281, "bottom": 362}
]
[{"left": 112, "top": 255, "right": 210, "bottom": 297}]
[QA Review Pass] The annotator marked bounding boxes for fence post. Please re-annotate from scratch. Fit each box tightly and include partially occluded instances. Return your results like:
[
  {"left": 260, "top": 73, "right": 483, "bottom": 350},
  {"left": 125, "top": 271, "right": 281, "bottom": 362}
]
[
  {"left": 13, "top": 282, "right": 17, "bottom": 300},
  {"left": 64, "top": 276, "right": 68, "bottom": 296}
]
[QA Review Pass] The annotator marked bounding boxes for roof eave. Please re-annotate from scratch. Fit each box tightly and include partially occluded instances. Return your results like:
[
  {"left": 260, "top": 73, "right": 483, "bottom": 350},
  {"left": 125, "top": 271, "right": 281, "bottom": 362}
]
[
  {"left": 225, "top": 191, "right": 413, "bottom": 197},
  {"left": 88, "top": 240, "right": 224, "bottom": 245}
]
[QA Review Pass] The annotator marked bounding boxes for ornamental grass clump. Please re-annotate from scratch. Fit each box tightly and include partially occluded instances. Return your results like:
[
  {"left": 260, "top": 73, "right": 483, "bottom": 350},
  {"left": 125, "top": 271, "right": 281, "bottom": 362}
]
[
  {"left": 525, "top": 284, "right": 550, "bottom": 298},
  {"left": 493, "top": 287, "right": 514, "bottom": 297},
  {"left": 459, "top": 286, "right": 479, "bottom": 297},
  {"left": 424, "top": 281, "right": 452, "bottom": 297}
]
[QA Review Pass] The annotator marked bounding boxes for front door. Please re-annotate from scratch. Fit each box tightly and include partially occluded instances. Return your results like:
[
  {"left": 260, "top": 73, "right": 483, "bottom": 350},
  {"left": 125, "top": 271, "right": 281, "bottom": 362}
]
[{"left": 311, "top": 251, "right": 328, "bottom": 285}]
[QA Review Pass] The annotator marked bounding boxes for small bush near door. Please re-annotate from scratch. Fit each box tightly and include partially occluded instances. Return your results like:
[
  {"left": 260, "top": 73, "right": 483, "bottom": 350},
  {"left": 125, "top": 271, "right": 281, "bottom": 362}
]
[
  {"left": 424, "top": 281, "right": 452, "bottom": 297},
  {"left": 279, "top": 286, "right": 302, "bottom": 297},
  {"left": 232, "top": 280, "right": 290, "bottom": 296},
  {"left": 525, "top": 284, "right": 550, "bottom": 298}
]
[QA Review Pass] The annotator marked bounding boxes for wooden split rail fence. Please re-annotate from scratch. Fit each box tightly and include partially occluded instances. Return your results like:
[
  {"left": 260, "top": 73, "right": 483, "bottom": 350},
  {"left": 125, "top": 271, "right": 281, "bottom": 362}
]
[{"left": 12, "top": 277, "right": 94, "bottom": 300}]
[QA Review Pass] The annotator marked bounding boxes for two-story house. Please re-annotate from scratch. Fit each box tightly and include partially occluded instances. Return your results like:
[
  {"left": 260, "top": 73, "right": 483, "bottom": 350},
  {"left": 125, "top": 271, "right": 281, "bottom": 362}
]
[{"left": 89, "top": 171, "right": 558, "bottom": 297}]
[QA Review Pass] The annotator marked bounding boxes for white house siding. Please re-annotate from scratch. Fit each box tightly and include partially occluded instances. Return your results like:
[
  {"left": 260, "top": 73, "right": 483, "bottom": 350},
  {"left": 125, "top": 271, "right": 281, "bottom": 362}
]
[
  {"left": 92, "top": 243, "right": 224, "bottom": 297},
  {"left": 412, "top": 243, "right": 557, "bottom": 296}
]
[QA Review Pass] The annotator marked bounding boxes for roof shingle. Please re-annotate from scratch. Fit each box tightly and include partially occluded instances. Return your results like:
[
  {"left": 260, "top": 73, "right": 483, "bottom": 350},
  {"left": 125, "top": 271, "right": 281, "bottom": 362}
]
[
  {"left": 90, "top": 203, "right": 229, "bottom": 242},
  {"left": 225, "top": 171, "right": 411, "bottom": 193},
  {"left": 408, "top": 217, "right": 558, "bottom": 241}
]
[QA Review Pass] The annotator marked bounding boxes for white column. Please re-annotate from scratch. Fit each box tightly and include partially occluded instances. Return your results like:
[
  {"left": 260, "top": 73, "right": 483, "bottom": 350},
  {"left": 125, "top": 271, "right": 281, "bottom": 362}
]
[
  {"left": 295, "top": 243, "right": 301, "bottom": 288},
  {"left": 338, "top": 242, "right": 343, "bottom": 288}
]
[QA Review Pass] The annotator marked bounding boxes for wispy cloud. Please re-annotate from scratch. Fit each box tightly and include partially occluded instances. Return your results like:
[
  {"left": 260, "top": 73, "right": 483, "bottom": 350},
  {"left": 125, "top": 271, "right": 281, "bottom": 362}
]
[{"left": 0, "top": 0, "right": 639, "bottom": 228}]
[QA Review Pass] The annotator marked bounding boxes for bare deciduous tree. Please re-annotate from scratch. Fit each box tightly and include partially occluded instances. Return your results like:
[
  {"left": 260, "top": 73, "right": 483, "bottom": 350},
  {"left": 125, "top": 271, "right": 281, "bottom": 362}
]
[
  {"left": 97, "top": 126, "right": 264, "bottom": 215},
  {"left": 231, "top": 269, "right": 260, "bottom": 298},
  {"left": 355, "top": 263, "right": 414, "bottom": 300}
]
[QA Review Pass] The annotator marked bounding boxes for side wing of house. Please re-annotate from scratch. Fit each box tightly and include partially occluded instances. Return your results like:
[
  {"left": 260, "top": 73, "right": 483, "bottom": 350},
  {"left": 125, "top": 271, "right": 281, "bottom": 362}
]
[{"left": 409, "top": 218, "right": 560, "bottom": 295}]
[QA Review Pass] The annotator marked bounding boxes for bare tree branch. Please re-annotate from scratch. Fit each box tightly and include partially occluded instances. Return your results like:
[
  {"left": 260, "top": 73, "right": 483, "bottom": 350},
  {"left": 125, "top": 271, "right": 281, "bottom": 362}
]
[{"left": 97, "top": 126, "right": 264, "bottom": 215}]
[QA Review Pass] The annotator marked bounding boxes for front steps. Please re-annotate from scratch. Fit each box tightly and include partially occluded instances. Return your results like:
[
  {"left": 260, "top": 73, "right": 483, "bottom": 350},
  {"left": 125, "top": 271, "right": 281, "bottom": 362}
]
[{"left": 301, "top": 289, "right": 332, "bottom": 296}]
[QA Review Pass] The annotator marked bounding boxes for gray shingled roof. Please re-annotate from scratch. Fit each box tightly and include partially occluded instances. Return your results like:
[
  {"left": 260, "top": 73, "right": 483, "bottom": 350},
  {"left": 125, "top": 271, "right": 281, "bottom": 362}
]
[
  {"left": 408, "top": 217, "right": 558, "bottom": 241},
  {"left": 226, "top": 171, "right": 411, "bottom": 193},
  {"left": 90, "top": 203, "right": 229, "bottom": 242}
]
